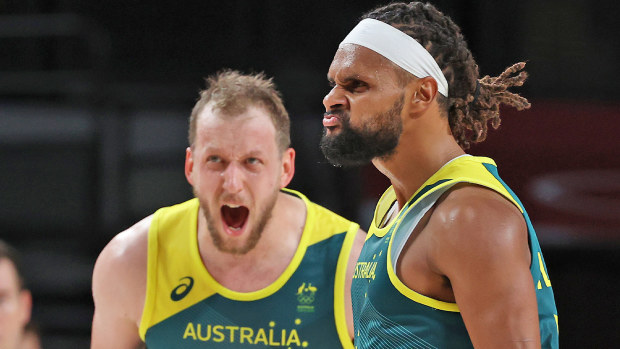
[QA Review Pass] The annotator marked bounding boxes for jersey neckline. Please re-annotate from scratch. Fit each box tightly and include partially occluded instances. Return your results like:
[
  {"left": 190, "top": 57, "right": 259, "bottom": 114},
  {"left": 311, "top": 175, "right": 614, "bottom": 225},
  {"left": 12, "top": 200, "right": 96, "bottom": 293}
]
[
  {"left": 371, "top": 155, "right": 494, "bottom": 238},
  {"left": 190, "top": 188, "right": 314, "bottom": 301}
]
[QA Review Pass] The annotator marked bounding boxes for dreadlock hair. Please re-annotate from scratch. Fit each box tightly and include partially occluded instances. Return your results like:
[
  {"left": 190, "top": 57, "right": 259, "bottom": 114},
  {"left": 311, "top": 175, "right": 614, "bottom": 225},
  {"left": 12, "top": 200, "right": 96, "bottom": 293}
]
[{"left": 362, "top": 2, "right": 530, "bottom": 149}]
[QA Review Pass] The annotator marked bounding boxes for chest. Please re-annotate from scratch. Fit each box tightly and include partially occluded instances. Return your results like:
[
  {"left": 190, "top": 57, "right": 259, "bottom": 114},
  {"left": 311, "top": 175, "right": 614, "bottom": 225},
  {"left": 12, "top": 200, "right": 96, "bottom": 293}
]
[
  {"left": 146, "top": 253, "right": 341, "bottom": 348},
  {"left": 205, "top": 257, "right": 293, "bottom": 292}
]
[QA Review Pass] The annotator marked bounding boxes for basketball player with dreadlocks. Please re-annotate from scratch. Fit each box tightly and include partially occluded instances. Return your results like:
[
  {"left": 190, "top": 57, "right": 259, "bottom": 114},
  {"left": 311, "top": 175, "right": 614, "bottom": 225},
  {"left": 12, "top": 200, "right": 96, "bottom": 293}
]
[{"left": 321, "top": 2, "right": 559, "bottom": 348}]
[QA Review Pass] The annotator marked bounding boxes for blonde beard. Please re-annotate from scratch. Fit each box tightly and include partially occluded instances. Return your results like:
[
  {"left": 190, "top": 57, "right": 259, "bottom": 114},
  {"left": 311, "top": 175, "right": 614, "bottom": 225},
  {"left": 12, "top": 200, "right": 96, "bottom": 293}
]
[{"left": 196, "top": 187, "right": 279, "bottom": 255}]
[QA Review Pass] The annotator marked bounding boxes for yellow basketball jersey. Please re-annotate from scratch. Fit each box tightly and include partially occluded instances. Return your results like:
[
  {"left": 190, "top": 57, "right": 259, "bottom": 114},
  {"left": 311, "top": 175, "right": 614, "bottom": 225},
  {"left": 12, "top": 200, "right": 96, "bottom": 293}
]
[{"left": 139, "top": 188, "right": 359, "bottom": 348}]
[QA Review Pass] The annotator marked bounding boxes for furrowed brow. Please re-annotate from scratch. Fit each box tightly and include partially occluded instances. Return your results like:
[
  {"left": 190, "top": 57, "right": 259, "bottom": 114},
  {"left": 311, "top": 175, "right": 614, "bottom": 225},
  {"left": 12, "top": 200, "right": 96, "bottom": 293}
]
[
  {"left": 328, "top": 74, "right": 367, "bottom": 88},
  {"left": 327, "top": 76, "right": 335, "bottom": 86}
]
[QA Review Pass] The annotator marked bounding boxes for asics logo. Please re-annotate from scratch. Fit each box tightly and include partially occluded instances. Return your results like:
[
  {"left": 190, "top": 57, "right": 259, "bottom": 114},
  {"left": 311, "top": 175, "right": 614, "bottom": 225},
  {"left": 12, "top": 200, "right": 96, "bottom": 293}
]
[{"left": 170, "top": 276, "right": 194, "bottom": 301}]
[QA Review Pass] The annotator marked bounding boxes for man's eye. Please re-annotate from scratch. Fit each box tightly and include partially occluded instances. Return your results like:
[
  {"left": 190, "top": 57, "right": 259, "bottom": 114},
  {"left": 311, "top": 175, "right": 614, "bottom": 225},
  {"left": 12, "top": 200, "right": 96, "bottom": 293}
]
[
  {"left": 207, "top": 156, "right": 221, "bottom": 163},
  {"left": 246, "top": 157, "right": 260, "bottom": 165},
  {"left": 350, "top": 81, "right": 368, "bottom": 92}
]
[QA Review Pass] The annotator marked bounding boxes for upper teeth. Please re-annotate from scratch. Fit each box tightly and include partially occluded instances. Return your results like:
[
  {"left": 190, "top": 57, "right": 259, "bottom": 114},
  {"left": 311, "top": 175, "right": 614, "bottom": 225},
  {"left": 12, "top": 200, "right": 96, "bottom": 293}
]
[{"left": 226, "top": 204, "right": 240, "bottom": 208}]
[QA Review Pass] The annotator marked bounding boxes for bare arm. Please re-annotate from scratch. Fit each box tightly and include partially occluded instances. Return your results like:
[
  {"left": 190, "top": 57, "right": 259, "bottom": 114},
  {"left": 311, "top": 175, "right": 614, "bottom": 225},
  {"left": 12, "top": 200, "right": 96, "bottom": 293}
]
[
  {"left": 91, "top": 216, "right": 151, "bottom": 349},
  {"left": 430, "top": 186, "right": 540, "bottom": 348},
  {"left": 345, "top": 228, "right": 367, "bottom": 339}
]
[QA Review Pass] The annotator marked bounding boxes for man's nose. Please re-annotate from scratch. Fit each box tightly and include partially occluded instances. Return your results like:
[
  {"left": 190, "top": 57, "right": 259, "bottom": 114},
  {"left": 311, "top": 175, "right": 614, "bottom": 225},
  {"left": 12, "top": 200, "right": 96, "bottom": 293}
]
[
  {"left": 222, "top": 163, "right": 243, "bottom": 194},
  {"left": 323, "top": 86, "right": 348, "bottom": 112}
]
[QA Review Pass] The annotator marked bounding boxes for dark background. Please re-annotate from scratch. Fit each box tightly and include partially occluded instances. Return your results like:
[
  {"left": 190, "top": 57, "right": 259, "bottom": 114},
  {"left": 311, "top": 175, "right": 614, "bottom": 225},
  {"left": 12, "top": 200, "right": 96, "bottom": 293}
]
[{"left": 1, "top": 0, "right": 619, "bottom": 348}]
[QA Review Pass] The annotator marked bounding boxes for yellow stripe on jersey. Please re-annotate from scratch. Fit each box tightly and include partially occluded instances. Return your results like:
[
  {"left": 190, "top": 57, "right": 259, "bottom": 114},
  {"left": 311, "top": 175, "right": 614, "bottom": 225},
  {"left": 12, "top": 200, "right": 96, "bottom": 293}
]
[
  {"left": 370, "top": 186, "right": 398, "bottom": 238},
  {"left": 139, "top": 199, "right": 214, "bottom": 340},
  {"left": 333, "top": 218, "right": 360, "bottom": 349},
  {"left": 284, "top": 188, "right": 359, "bottom": 348}
]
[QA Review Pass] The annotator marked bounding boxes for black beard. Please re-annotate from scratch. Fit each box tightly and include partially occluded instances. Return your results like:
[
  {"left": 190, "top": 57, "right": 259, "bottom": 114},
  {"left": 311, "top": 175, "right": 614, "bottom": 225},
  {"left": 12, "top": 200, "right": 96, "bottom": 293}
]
[{"left": 320, "top": 95, "right": 404, "bottom": 167}]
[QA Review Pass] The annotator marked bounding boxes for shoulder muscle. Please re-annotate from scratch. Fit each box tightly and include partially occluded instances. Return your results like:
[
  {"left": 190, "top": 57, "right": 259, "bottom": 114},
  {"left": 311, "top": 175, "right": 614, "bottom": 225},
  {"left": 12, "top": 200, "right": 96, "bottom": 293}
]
[
  {"left": 427, "top": 184, "right": 539, "bottom": 347},
  {"left": 91, "top": 215, "right": 152, "bottom": 348},
  {"left": 428, "top": 184, "right": 529, "bottom": 274}
]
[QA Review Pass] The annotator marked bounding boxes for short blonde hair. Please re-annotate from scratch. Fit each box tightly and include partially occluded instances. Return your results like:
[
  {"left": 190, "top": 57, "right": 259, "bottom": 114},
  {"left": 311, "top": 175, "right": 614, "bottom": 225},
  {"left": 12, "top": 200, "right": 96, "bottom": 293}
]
[{"left": 188, "top": 70, "right": 290, "bottom": 152}]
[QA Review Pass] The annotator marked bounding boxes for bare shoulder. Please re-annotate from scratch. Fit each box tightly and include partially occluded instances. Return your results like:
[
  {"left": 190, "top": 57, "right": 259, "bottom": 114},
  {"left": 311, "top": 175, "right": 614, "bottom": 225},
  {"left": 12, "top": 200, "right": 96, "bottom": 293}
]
[
  {"left": 92, "top": 215, "right": 153, "bottom": 347},
  {"left": 92, "top": 215, "right": 152, "bottom": 322},
  {"left": 423, "top": 185, "right": 540, "bottom": 347},
  {"left": 427, "top": 184, "right": 529, "bottom": 274},
  {"left": 346, "top": 228, "right": 366, "bottom": 269},
  {"left": 344, "top": 228, "right": 367, "bottom": 339},
  {"left": 94, "top": 215, "right": 152, "bottom": 287},
  {"left": 351, "top": 228, "right": 366, "bottom": 256}
]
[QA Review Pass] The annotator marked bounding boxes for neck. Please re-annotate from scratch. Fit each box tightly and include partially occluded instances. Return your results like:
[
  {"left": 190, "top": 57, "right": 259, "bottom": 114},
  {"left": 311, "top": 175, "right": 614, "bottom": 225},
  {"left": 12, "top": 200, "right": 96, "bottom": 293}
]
[
  {"left": 197, "top": 192, "right": 306, "bottom": 291},
  {"left": 373, "top": 109, "right": 465, "bottom": 209}
]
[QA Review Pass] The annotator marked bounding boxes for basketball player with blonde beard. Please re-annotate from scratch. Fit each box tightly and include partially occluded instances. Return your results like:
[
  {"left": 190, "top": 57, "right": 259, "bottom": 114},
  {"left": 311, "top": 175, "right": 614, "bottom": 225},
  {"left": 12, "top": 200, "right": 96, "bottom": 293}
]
[{"left": 92, "top": 71, "right": 365, "bottom": 348}]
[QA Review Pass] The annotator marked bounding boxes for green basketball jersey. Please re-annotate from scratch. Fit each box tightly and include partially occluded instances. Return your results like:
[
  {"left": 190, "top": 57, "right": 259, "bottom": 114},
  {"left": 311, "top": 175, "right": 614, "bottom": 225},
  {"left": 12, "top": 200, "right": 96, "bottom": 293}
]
[
  {"left": 352, "top": 155, "right": 559, "bottom": 348},
  {"left": 139, "top": 189, "right": 359, "bottom": 348}
]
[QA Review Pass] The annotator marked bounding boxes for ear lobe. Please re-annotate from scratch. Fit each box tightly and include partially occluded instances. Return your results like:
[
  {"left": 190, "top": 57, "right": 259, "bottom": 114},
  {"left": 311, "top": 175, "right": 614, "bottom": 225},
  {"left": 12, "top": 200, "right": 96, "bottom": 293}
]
[
  {"left": 19, "top": 289, "right": 32, "bottom": 325},
  {"left": 280, "top": 148, "right": 296, "bottom": 188},
  {"left": 184, "top": 147, "right": 195, "bottom": 186}
]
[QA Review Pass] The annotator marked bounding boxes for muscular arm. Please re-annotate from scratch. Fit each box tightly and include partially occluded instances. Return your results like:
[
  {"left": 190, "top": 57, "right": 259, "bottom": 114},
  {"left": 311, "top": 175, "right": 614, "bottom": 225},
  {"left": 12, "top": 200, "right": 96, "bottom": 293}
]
[
  {"left": 91, "top": 216, "right": 151, "bottom": 349},
  {"left": 345, "top": 229, "right": 367, "bottom": 339},
  {"left": 430, "top": 186, "right": 540, "bottom": 348}
]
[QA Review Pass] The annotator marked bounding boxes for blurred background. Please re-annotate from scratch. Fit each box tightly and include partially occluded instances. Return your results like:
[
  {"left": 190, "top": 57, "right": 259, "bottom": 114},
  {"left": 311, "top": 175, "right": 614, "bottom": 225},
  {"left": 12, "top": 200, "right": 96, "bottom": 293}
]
[{"left": 1, "top": 0, "right": 618, "bottom": 348}]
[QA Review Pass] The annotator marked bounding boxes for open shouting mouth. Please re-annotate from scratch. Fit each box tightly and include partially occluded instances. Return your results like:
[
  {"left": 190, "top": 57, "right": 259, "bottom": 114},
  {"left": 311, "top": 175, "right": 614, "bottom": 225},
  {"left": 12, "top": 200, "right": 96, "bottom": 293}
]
[{"left": 221, "top": 204, "right": 249, "bottom": 236}]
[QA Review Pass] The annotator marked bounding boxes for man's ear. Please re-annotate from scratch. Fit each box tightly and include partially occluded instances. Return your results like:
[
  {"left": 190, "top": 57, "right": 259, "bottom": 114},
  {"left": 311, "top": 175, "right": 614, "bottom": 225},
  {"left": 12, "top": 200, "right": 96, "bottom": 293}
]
[
  {"left": 184, "top": 147, "right": 194, "bottom": 186},
  {"left": 409, "top": 76, "right": 439, "bottom": 112},
  {"left": 280, "top": 148, "right": 296, "bottom": 188},
  {"left": 19, "top": 289, "right": 32, "bottom": 325}
]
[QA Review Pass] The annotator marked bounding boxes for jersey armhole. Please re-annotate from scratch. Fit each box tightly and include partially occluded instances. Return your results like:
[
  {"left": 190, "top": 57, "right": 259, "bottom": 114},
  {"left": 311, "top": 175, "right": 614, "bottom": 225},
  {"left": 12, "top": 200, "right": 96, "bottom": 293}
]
[
  {"left": 387, "top": 182, "right": 460, "bottom": 312},
  {"left": 387, "top": 175, "right": 524, "bottom": 312}
]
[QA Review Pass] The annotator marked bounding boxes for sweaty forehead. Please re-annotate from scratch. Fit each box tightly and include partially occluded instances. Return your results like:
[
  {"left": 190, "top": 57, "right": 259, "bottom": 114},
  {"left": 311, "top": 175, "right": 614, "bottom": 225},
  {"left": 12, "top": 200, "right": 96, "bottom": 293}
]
[
  {"left": 196, "top": 106, "right": 278, "bottom": 151},
  {"left": 328, "top": 44, "right": 399, "bottom": 81}
]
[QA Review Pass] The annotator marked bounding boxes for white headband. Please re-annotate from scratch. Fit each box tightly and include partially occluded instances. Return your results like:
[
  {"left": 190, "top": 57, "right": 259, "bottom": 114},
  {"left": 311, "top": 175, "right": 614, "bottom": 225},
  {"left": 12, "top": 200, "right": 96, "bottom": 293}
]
[{"left": 340, "top": 18, "right": 449, "bottom": 97}]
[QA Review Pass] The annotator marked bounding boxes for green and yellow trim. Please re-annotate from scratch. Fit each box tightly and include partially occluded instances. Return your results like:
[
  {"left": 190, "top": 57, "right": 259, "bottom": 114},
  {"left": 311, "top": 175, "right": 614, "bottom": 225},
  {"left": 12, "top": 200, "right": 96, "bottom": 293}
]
[{"left": 333, "top": 221, "right": 360, "bottom": 349}]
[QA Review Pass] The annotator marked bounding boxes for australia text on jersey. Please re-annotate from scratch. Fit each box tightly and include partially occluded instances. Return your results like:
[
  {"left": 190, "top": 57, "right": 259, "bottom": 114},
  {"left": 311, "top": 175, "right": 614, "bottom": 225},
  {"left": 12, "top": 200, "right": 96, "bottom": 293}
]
[
  {"left": 182, "top": 320, "right": 309, "bottom": 347},
  {"left": 353, "top": 261, "right": 377, "bottom": 280}
]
